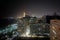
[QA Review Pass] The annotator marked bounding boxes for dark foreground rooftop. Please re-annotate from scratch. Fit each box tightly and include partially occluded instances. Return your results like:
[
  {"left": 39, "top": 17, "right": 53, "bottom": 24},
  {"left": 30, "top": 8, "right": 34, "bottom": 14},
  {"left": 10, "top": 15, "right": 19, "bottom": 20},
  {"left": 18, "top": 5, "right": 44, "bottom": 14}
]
[{"left": 13, "top": 37, "right": 50, "bottom": 40}]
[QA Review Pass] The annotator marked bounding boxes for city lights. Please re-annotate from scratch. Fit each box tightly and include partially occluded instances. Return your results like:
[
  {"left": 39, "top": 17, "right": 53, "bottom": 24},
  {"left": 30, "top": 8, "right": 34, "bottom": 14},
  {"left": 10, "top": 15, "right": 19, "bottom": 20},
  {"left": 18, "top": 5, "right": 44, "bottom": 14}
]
[
  {"left": 0, "top": 12, "right": 60, "bottom": 40},
  {"left": 0, "top": 24, "right": 18, "bottom": 34}
]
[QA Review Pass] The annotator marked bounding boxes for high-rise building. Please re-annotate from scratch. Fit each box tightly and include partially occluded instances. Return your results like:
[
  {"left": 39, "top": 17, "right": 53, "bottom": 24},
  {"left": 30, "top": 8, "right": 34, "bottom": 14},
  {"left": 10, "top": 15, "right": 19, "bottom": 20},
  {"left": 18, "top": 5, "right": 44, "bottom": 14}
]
[
  {"left": 23, "top": 12, "right": 26, "bottom": 17},
  {"left": 50, "top": 19, "right": 60, "bottom": 40},
  {"left": 46, "top": 13, "right": 60, "bottom": 40}
]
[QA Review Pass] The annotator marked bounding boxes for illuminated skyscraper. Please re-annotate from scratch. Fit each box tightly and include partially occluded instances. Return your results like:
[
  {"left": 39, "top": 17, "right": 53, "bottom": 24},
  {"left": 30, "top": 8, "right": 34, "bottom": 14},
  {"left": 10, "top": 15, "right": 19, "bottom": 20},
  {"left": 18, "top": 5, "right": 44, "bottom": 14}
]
[{"left": 23, "top": 12, "right": 26, "bottom": 17}]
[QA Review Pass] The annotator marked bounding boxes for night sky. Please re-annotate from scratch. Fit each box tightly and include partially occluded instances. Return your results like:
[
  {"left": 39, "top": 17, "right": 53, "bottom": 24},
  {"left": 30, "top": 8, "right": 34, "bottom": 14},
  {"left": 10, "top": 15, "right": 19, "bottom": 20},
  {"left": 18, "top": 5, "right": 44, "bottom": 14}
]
[{"left": 1, "top": 0, "right": 60, "bottom": 18}]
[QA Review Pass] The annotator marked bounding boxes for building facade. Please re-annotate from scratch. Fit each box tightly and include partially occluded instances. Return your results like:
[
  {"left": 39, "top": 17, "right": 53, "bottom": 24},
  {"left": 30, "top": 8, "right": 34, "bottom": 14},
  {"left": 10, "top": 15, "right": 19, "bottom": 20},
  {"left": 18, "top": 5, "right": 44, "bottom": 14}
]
[{"left": 50, "top": 19, "right": 60, "bottom": 40}]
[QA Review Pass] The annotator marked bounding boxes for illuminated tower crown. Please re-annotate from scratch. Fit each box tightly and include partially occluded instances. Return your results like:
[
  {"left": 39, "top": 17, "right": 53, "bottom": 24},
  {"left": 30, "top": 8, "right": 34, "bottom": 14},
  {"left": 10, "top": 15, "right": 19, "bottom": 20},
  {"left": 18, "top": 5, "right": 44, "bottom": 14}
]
[{"left": 23, "top": 12, "right": 26, "bottom": 17}]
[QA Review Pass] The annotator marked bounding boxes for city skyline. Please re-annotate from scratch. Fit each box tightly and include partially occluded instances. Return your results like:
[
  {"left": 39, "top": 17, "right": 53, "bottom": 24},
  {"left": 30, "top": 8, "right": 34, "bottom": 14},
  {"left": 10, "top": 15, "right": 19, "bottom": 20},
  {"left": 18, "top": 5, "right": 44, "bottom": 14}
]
[{"left": 0, "top": 0, "right": 60, "bottom": 40}]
